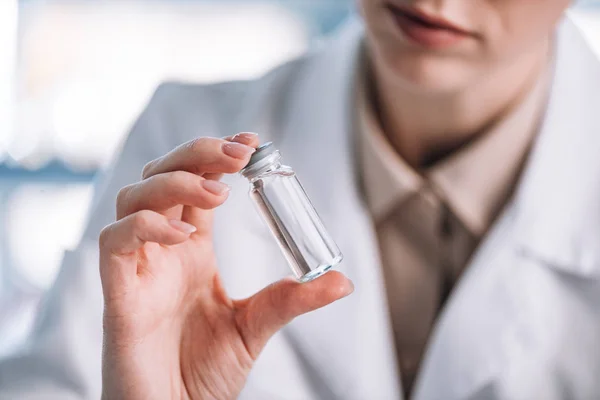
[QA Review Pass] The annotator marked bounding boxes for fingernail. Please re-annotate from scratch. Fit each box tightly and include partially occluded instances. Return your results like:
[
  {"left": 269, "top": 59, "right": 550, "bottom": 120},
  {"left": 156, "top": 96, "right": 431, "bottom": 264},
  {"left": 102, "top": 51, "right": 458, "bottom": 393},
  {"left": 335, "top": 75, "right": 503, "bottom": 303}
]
[
  {"left": 222, "top": 142, "right": 256, "bottom": 159},
  {"left": 202, "top": 180, "right": 230, "bottom": 195},
  {"left": 231, "top": 132, "right": 258, "bottom": 145},
  {"left": 345, "top": 279, "right": 355, "bottom": 296},
  {"left": 169, "top": 219, "right": 197, "bottom": 234}
]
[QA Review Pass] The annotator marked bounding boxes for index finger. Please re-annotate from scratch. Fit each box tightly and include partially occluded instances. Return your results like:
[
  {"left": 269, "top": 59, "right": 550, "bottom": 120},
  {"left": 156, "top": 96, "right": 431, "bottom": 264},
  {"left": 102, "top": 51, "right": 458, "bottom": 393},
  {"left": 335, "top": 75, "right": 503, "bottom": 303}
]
[
  {"left": 204, "top": 132, "right": 261, "bottom": 181},
  {"left": 142, "top": 135, "right": 258, "bottom": 180}
]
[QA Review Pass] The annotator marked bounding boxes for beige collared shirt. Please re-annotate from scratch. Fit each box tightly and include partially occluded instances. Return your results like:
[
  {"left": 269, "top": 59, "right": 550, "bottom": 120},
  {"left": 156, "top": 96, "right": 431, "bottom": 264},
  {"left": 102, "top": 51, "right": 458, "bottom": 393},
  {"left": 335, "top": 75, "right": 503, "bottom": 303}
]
[{"left": 357, "top": 53, "right": 551, "bottom": 397}]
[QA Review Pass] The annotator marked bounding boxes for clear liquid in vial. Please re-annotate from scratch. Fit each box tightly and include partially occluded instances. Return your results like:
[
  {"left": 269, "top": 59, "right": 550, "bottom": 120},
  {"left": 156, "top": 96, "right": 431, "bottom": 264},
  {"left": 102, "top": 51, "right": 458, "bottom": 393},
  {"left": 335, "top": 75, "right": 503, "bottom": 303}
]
[{"left": 250, "top": 169, "right": 342, "bottom": 282}]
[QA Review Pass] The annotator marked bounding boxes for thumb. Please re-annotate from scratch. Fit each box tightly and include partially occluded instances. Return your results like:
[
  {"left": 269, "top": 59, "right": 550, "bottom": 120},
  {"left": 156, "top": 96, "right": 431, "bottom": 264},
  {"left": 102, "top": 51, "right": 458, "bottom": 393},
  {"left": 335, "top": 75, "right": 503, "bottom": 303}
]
[{"left": 234, "top": 271, "right": 354, "bottom": 359}]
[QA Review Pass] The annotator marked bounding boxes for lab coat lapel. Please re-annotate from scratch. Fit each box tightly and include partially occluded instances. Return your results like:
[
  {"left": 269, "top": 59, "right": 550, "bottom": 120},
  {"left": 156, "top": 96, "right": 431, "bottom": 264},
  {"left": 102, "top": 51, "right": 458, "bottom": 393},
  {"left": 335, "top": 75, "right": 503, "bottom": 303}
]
[
  {"left": 277, "top": 18, "right": 402, "bottom": 399},
  {"left": 513, "top": 13, "right": 600, "bottom": 278},
  {"left": 413, "top": 15, "right": 600, "bottom": 400}
]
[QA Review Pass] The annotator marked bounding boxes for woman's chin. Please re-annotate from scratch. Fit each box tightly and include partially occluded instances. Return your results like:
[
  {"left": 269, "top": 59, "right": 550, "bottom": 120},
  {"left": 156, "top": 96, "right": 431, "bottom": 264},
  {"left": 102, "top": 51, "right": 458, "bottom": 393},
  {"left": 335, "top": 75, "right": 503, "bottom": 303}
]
[{"left": 382, "top": 53, "right": 476, "bottom": 94}]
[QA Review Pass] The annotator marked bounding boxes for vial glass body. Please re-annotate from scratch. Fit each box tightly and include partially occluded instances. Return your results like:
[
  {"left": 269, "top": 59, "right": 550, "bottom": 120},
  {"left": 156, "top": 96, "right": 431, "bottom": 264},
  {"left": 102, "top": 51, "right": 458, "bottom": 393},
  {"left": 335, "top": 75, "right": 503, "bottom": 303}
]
[{"left": 242, "top": 145, "right": 342, "bottom": 282}]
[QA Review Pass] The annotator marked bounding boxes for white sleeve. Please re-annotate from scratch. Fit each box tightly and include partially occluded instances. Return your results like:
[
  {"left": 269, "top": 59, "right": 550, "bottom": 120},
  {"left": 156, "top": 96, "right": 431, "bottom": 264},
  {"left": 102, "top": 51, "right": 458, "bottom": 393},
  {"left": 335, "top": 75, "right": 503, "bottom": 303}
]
[{"left": 0, "top": 83, "right": 181, "bottom": 399}]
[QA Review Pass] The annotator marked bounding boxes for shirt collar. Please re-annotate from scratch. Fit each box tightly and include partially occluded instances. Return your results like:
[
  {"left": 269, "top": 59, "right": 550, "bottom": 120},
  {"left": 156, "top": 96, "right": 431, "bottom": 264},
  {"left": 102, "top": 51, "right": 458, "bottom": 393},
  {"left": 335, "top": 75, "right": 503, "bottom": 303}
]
[{"left": 357, "top": 46, "right": 552, "bottom": 236}]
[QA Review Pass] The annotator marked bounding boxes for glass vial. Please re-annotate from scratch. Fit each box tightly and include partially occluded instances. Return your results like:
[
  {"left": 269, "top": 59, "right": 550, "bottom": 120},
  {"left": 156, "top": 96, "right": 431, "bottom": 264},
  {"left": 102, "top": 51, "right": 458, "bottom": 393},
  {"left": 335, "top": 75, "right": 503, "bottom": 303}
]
[{"left": 241, "top": 142, "right": 343, "bottom": 282}]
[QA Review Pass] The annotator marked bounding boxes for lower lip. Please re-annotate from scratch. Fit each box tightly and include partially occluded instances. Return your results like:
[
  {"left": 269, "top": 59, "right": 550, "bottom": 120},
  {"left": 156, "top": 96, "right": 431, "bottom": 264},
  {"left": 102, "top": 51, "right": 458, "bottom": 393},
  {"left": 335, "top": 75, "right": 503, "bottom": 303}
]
[{"left": 389, "top": 9, "right": 469, "bottom": 49}]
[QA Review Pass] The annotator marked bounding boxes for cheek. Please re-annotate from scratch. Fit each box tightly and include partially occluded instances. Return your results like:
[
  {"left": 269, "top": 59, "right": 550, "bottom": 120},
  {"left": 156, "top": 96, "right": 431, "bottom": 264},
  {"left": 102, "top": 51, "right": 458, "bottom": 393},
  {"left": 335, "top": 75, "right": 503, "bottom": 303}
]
[
  {"left": 481, "top": 0, "right": 569, "bottom": 63},
  {"left": 360, "top": 0, "right": 389, "bottom": 41}
]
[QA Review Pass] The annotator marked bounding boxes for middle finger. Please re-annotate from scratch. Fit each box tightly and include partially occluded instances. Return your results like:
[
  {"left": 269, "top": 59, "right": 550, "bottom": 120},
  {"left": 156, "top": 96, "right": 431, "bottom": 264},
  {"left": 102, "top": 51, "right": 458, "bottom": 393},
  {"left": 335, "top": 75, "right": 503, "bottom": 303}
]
[{"left": 117, "top": 171, "right": 230, "bottom": 220}]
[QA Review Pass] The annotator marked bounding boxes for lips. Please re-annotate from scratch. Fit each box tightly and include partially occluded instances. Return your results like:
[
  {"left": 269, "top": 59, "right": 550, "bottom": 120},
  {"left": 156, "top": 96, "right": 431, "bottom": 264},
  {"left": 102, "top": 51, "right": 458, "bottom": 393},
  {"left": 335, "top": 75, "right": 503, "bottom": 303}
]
[{"left": 386, "top": 3, "right": 473, "bottom": 48}]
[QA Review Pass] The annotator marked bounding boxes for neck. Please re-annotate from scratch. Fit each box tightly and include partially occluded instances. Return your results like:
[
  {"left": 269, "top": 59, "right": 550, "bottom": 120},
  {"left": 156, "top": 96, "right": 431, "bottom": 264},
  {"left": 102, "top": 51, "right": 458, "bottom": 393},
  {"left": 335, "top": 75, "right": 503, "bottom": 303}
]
[{"left": 369, "top": 43, "right": 550, "bottom": 168}]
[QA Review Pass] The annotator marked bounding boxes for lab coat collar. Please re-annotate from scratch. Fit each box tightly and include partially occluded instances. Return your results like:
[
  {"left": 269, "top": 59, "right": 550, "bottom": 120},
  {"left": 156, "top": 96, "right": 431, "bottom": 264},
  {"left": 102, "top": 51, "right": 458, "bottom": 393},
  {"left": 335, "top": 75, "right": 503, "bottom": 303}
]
[{"left": 513, "top": 13, "right": 600, "bottom": 279}]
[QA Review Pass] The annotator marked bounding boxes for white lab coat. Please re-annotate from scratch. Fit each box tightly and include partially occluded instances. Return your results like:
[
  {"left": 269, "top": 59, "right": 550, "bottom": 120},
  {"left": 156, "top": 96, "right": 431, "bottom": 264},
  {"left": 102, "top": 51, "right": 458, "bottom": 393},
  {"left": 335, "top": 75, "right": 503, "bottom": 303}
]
[{"left": 1, "top": 14, "right": 600, "bottom": 400}]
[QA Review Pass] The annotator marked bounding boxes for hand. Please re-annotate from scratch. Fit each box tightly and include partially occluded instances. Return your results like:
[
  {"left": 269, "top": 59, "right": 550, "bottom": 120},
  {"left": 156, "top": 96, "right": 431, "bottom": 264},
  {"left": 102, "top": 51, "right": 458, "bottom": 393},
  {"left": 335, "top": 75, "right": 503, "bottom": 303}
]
[{"left": 99, "top": 133, "right": 354, "bottom": 400}]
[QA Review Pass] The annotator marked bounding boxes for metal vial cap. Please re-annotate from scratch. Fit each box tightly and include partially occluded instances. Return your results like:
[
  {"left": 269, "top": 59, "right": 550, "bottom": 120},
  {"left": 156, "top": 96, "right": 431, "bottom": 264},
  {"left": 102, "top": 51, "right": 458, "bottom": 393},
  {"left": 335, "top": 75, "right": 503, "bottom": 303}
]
[
  {"left": 246, "top": 142, "right": 276, "bottom": 168},
  {"left": 241, "top": 142, "right": 280, "bottom": 179}
]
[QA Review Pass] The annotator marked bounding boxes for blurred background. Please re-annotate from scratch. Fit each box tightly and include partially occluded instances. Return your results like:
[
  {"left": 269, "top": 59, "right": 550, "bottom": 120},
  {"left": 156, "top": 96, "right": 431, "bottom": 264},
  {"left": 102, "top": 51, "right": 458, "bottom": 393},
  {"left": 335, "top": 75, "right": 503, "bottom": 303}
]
[{"left": 0, "top": 0, "right": 599, "bottom": 359}]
